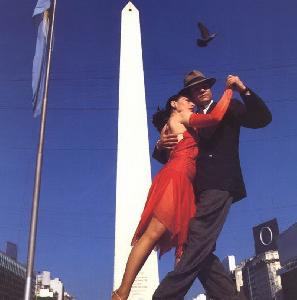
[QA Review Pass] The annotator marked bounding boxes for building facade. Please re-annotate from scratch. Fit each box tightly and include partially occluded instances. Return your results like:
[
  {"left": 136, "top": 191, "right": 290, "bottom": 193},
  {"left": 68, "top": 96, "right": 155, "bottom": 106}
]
[
  {"left": 241, "top": 250, "right": 282, "bottom": 300},
  {"left": 234, "top": 260, "right": 247, "bottom": 294},
  {"left": 0, "top": 250, "right": 34, "bottom": 300},
  {"left": 277, "top": 222, "right": 297, "bottom": 300},
  {"left": 35, "top": 271, "right": 75, "bottom": 300},
  {"left": 222, "top": 255, "right": 236, "bottom": 273},
  {"left": 277, "top": 260, "right": 297, "bottom": 300}
]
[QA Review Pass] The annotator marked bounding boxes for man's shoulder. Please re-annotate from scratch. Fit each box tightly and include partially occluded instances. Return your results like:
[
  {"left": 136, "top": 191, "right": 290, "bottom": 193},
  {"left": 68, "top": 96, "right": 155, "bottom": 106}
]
[
  {"left": 211, "top": 98, "right": 243, "bottom": 113},
  {"left": 213, "top": 97, "right": 242, "bottom": 106}
]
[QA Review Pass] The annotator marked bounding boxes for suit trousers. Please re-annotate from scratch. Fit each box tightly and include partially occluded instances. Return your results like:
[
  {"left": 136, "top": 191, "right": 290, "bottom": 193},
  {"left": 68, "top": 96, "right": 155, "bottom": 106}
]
[{"left": 153, "top": 189, "right": 241, "bottom": 300}]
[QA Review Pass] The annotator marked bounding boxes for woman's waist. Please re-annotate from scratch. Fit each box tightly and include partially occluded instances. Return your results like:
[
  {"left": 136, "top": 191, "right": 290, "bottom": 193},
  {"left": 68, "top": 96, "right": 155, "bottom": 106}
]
[
  {"left": 169, "top": 148, "right": 198, "bottom": 160},
  {"left": 169, "top": 154, "right": 197, "bottom": 162},
  {"left": 166, "top": 156, "right": 197, "bottom": 170},
  {"left": 162, "top": 161, "right": 196, "bottom": 180}
]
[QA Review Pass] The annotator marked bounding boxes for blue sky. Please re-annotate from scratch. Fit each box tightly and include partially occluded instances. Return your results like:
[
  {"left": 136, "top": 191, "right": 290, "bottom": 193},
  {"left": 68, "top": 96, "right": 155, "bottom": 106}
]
[{"left": 0, "top": 0, "right": 297, "bottom": 299}]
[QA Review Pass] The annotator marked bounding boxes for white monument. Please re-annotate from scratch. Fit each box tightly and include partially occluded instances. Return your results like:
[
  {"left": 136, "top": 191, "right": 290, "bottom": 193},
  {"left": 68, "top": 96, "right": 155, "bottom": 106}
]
[{"left": 113, "top": 2, "right": 159, "bottom": 299}]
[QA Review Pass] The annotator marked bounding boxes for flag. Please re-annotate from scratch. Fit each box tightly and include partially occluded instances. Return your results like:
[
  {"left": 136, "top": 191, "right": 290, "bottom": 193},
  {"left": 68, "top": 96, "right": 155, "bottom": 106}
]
[{"left": 32, "top": 0, "right": 52, "bottom": 117}]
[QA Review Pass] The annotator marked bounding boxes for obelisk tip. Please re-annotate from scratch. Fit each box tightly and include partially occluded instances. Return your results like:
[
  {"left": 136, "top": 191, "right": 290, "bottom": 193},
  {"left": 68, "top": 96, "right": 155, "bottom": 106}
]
[{"left": 123, "top": 1, "right": 138, "bottom": 12}]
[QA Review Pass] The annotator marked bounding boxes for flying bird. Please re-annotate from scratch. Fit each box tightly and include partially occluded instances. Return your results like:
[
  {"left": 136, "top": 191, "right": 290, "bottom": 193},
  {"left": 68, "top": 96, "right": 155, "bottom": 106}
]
[{"left": 197, "top": 22, "right": 217, "bottom": 47}]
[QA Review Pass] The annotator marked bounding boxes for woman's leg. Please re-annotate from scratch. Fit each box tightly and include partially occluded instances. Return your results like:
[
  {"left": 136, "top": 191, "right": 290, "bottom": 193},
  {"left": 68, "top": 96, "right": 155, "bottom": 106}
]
[{"left": 112, "top": 216, "right": 167, "bottom": 300}]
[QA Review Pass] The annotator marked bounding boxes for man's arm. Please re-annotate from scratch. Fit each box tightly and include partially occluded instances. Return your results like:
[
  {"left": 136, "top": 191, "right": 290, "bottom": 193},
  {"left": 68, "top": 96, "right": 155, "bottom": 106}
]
[
  {"left": 198, "top": 75, "right": 272, "bottom": 140},
  {"left": 152, "top": 146, "right": 168, "bottom": 164},
  {"left": 225, "top": 75, "right": 272, "bottom": 128},
  {"left": 152, "top": 125, "right": 178, "bottom": 164},
  {"left": 236, "top": 88, "right": 272, "bottom": 128}
]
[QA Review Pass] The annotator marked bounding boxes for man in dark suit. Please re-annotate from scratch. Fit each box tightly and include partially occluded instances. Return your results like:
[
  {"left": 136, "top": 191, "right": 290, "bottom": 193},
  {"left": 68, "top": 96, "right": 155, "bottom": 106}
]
[{"left": 152, "top": 70, "right": 272, "bottom": 300}]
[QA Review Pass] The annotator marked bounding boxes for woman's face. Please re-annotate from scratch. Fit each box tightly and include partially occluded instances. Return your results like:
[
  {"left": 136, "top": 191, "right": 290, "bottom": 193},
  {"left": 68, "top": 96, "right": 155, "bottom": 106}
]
[{"left": 171, "top": 96, "right": 196, "bottom": 113}]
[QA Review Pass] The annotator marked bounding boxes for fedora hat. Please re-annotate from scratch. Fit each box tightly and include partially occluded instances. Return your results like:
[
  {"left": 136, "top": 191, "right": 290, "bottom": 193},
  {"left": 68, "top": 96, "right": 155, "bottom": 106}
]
[{"left": 180, "top": 70, "right": 216, "bottom": 92}]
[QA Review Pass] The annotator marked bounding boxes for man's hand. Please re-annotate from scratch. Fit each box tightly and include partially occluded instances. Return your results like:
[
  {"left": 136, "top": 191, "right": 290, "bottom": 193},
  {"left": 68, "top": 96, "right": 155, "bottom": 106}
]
[
  {"left": 226, "top": 75, "right": 248, "bottom": 94},
  {"left": 157, "top": 124, "right": 178, "bottom": 150}
]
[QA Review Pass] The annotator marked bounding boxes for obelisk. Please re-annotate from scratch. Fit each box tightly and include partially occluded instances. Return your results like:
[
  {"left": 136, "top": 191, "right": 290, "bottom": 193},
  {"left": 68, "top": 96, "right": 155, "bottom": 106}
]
[{"left": 113, "top": 2, "right": 159, "bottom": 299}]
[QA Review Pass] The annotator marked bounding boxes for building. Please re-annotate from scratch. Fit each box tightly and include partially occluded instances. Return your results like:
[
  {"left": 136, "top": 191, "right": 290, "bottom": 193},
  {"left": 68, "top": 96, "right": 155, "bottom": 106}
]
[
  {"left": 0, "top": 242, "right": 35, "bottom": 300},
  {"left": 5, "top": 242, "right": 17, "bottom": 261},
  {"left": 234, "top": 259, "right": 248, "bottom": 294},
  {"left": 222, "top": 255, "right": 236, "bottom": 273},
  {"left": 241, "top": 250, "right": 282, "bottom": 300},
  {"left": 64, "top": 291, "right": 76, "bottom": 300},
  {"left": 35, "top": 271, "right": 75, "bottom": 300},
  {"left": 222, "top": 255, "right": 238, "bottom": 290},
  {"left": 36, "top": 271, "right": 55, "bottom": 299},
  {"left": 277, "top": 222, "right": 297, "bottom": 300},
  {"left": 36, "top": 288, "right": 58, "bottom": 300},
  {"left": 233, "top": 219, "right": 284, "bottom": 299},
  {"left": 278, "top": 261, "right": 297, "bottom": 300},
  {"left": 222, "top": 255, "right": 249, "bottom": 299},
  {"left": 36, "top": 271, "right": 63, "bottom": 300},
  {"left": 50, "top": 278, "right": 64, "bottom": 300},
  {"left": 238, "top": 218, "right": 283, "bottom": 300}
]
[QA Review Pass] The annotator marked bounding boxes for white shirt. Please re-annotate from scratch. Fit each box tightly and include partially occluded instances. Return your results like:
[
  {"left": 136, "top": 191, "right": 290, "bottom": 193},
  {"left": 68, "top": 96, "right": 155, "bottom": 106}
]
[{"left": 202, "top": 100, "right": 214, "bottom": 114}]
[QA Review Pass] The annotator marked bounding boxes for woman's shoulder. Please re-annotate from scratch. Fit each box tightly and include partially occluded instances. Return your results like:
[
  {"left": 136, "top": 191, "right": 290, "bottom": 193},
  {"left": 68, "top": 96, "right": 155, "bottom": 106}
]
[{"left": 167, "top": 116, "right": 187, "bottom": 134}]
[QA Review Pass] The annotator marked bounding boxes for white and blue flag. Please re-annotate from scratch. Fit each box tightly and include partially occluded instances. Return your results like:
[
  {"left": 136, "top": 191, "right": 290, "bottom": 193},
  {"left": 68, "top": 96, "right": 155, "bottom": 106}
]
[{"left": 32, "top": 0, "right": 52, "bottom": 117}]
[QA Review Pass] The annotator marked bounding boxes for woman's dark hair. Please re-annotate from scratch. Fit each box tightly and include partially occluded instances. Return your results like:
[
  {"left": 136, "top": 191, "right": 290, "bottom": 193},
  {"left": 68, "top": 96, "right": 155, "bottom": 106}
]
[{"left": 152, "top": 94, "right": 180, "bottom": 132}]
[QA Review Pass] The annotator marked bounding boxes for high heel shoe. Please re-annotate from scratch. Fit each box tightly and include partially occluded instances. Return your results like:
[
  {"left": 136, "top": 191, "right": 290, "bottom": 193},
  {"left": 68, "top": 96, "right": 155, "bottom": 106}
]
[{"left": 112, "top": 290, "right": 122, "bottom": 300}]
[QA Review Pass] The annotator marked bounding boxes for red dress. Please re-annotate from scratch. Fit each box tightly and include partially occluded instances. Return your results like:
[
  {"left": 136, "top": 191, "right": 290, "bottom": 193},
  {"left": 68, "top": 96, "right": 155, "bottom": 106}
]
[{"left": 131, "top": 89, "right": 233, "bottom": 258}]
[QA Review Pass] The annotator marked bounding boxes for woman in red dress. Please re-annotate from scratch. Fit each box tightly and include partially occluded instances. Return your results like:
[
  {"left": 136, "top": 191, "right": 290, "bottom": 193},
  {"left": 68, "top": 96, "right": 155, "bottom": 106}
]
[{"left": 112, "top": 88, "right": 233, "bottom": 300}]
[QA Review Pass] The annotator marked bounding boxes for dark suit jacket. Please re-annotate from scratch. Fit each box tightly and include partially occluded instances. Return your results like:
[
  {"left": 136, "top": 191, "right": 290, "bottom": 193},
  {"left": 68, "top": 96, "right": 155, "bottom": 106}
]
[{"left": 153, "top": 89, "right": 272, "bottom": 203}]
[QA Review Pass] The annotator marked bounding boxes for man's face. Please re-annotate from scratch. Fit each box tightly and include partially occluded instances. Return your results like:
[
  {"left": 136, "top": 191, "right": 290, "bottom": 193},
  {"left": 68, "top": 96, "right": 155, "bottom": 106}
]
[{"left": 189, "top": 83, "right": 213, "bottom": 107}]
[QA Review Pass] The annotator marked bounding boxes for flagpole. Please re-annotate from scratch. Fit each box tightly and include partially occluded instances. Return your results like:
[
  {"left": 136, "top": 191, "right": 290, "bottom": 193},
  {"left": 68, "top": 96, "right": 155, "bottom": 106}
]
[{"left": 24, "top": 0, "right": 57, "bottom": 299}]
